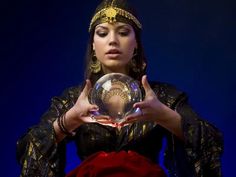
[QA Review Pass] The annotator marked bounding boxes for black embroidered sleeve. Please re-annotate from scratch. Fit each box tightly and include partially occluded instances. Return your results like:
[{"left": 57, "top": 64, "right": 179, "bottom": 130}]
[
  {"left": 16, "top": 86, "right": 81, "bottom": 177},
  {"left": 154, "top": 83, "right": 224, "bottom": 177},
  {"left": 177, "top": 102, "right": 223, "bottom": 177}
]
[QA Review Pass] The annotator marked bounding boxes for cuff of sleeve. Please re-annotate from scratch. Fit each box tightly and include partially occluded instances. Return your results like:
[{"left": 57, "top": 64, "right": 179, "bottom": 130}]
[
  {"left": 180, "top": 114, "right": 200, "bottom": 161},
  {"left": 29, "top": 122, "right": 58, "bottom": 160}
]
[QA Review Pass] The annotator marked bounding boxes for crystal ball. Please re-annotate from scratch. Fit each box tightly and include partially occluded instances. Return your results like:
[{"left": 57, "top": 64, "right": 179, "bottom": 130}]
[{"left": 90, "top": 73, "right": 142, "bottom": 123}]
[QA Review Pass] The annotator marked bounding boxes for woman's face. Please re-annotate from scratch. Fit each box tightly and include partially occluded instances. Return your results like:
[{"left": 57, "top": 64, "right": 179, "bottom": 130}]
[{"left": 93, "top": 22, "right": 137, "bottom": 74}]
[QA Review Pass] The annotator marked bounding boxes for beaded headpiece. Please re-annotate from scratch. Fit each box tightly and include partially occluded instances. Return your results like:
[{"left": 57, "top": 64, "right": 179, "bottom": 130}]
[{"left": 89, "top": 0, "right": 142, "bottom": 32}]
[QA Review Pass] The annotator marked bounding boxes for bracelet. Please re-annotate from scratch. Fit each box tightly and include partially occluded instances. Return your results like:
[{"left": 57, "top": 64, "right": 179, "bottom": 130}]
[{"left": 57, "top": 113, "right": 75, "bottom": 136}]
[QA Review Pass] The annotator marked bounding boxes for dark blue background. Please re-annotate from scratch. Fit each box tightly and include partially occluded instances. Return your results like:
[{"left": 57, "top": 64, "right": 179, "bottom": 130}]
[{"left": 1, "top": 0, "right": 235, "bottom": 176}]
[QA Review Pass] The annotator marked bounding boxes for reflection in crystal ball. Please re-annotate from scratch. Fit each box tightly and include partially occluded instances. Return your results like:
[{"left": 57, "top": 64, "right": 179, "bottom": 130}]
[{"left": 90, "top": 73, "right": 142, "bottom": 123}]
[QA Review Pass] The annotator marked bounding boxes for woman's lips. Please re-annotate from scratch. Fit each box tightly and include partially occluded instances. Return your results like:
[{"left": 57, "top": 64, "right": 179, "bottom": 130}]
[
  {"left": 105, "top": 49, "right": 122, "bottom": 59},
  {"left": 106, "top": 53, "right": 121, "bottom": 58}
]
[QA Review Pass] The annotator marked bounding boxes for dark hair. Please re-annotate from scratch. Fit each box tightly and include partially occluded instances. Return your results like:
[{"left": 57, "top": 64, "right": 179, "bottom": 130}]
[
  {"left": 84, "top": 26, "right": 147, "bottom": 85},
  {"left": 84, "top": 0, "right": 147, "bottom": 85}
]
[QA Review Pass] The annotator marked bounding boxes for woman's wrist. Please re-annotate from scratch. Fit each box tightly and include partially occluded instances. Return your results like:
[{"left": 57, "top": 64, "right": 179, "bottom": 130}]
[
  {"left": 57, "top": 113, "right": 76, "bottom": 136},
  {"left": 53, "top": 108, "right": 84, "bottom": 142},
  {"left": 53, "top": 120, "right": 66, "bottom": 142},
  {"left": 155, "top": 104, "right": 183, "bottom": 139},
  {"left": 63, "top": 108, "right": 83, "bottom": 132}
]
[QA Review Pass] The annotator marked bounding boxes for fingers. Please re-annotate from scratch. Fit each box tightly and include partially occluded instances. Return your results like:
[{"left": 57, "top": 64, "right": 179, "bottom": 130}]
[
  {"left": 122, "top": 107, "right": 144, "bottom": 124},
  {"left": 125, "top": 107, "right": 142, "bottom": 118},
  {"left": 132, "top": 75, "right": 149, "bottom": 109},
  {"left": 80, "top": 79, "right": 92, "bottom": 97},
  {"left": 88, "top": 104, "right": 99, "bottom": 111},
  {"left": 120, "top": 119, "right": 137, "bottom": 126},
  {"left": 94, "top": 115, "right": 111, "bottom": 120},
  {"left": 133, "top": 101, "right": 149, "bottom": 109},
  {"left": 80, "top": 116, "right": 116, "bottom": 127},
  {"left": 142, "top": 75, "right": 152, "bottom": 94},
  {"left": 89, "top": 115, "right": 117, "bottom": 127},
  {"left": 120, "top": 116, "right": 142, "bottom": 126}
]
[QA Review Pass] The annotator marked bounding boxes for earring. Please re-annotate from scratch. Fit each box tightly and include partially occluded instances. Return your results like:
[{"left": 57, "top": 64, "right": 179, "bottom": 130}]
[
  {"left": 133, "top": 48, "right": 137, "bottom": 57},
  {"left": 130, "top": 48, "right": 139, "bottom": 72},
  {"left": 90, "top": 51, "right": 101, "bottom": 73},
  {"left": 130, "top": 58, "right": 139, "bottom": 73},
  {"left": 130, "top": 48, "right": 146, "bottom": 73}
]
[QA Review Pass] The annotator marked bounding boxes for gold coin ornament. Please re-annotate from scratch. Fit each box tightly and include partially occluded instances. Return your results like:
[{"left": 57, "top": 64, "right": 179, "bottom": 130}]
[{"left": 104, "top": 7, "right": 117, "bottom": 23}]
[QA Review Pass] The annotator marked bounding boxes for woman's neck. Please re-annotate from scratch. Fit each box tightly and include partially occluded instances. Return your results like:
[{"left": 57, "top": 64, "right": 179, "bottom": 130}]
[{"left": 102, "top": 65, "right": 129, "bottom": 75}]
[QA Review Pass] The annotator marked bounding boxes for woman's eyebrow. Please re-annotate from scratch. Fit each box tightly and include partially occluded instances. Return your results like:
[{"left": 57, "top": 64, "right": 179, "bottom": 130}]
[
  {"left": 116, "top": 25, "right": 131, "bottom": 30},
  {"left": 95, "top": 24, "right": 131, "bottom": 30},
  {"left": 95, "top": 26, "right": 108, "bottom": 30}
]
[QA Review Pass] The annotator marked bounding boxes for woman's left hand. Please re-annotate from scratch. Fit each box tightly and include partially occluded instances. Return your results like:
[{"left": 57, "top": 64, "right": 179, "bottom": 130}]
[{"left": 120, "top": 75, "right": 167, "bottom": 126}]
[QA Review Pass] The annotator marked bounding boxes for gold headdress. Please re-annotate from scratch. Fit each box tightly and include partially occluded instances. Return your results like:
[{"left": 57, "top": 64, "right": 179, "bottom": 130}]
[{"left": 89, "top": 0, "right": 142, "bottom": 32}]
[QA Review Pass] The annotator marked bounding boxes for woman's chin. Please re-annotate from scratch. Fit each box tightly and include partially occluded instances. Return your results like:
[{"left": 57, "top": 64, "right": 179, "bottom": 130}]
[{"left": 102, "top": 63, "right": 128, "bottom": 74}]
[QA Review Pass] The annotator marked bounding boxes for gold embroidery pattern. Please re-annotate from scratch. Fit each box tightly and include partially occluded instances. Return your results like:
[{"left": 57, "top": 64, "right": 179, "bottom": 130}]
[{"left": 89, "top": 6, "right": 142, "bottom": 31}]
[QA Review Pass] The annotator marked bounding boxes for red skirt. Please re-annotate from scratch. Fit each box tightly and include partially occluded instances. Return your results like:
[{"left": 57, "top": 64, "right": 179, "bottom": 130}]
[{"left": 66, "top": 151, "right": 167, "bottom": 177}]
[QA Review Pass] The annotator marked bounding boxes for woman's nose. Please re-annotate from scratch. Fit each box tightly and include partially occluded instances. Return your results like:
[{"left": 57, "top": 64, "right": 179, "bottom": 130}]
[{"left": 108, "top": 32, "right": 119, "bottom": 46}]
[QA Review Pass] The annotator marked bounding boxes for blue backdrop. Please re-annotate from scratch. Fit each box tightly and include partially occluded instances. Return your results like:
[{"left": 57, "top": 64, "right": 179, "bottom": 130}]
[{"left": 1, "top": 0, "right": 235, "bottom": 176}]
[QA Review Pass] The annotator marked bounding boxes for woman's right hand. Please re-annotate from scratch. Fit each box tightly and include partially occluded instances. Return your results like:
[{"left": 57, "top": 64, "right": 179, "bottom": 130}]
[
  {"left": 66, "top": 80, "right": 116, "bottom": 129},
  {"left": 66, "top": 79, "right": 100, "bottom": 126},
  {"left": 54, "top": 80, "right": 114, "bottom": 141}
]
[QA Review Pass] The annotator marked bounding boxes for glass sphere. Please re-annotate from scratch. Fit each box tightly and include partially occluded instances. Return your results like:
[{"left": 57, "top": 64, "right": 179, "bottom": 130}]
[{"left": 90, "top": 73, "right": 142, "bottom": 123}]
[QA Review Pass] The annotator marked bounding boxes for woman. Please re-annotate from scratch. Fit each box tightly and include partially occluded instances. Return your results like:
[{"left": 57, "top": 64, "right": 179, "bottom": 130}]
[{"left": 16, "top": 0, "right": 223, "bottom": 177}]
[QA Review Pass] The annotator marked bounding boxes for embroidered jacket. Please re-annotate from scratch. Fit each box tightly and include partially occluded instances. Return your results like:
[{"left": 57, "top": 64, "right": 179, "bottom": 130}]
[{"left": 16, "top": 82, "right": 223, "bottom": 177}]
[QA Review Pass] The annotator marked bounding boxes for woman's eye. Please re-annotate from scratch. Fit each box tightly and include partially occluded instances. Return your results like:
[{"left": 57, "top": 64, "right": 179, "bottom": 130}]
[
  {"left": 119, "top": 30, "right": 130, "bottom": 36},
  {"left": 96, "top": 31, "right": 107, "bottom": 37}
]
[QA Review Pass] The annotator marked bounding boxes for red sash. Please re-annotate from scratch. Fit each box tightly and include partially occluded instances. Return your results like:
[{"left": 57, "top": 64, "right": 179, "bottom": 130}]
[{"left": 66, "top": 151, "right": 167, "bottom": 177}]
